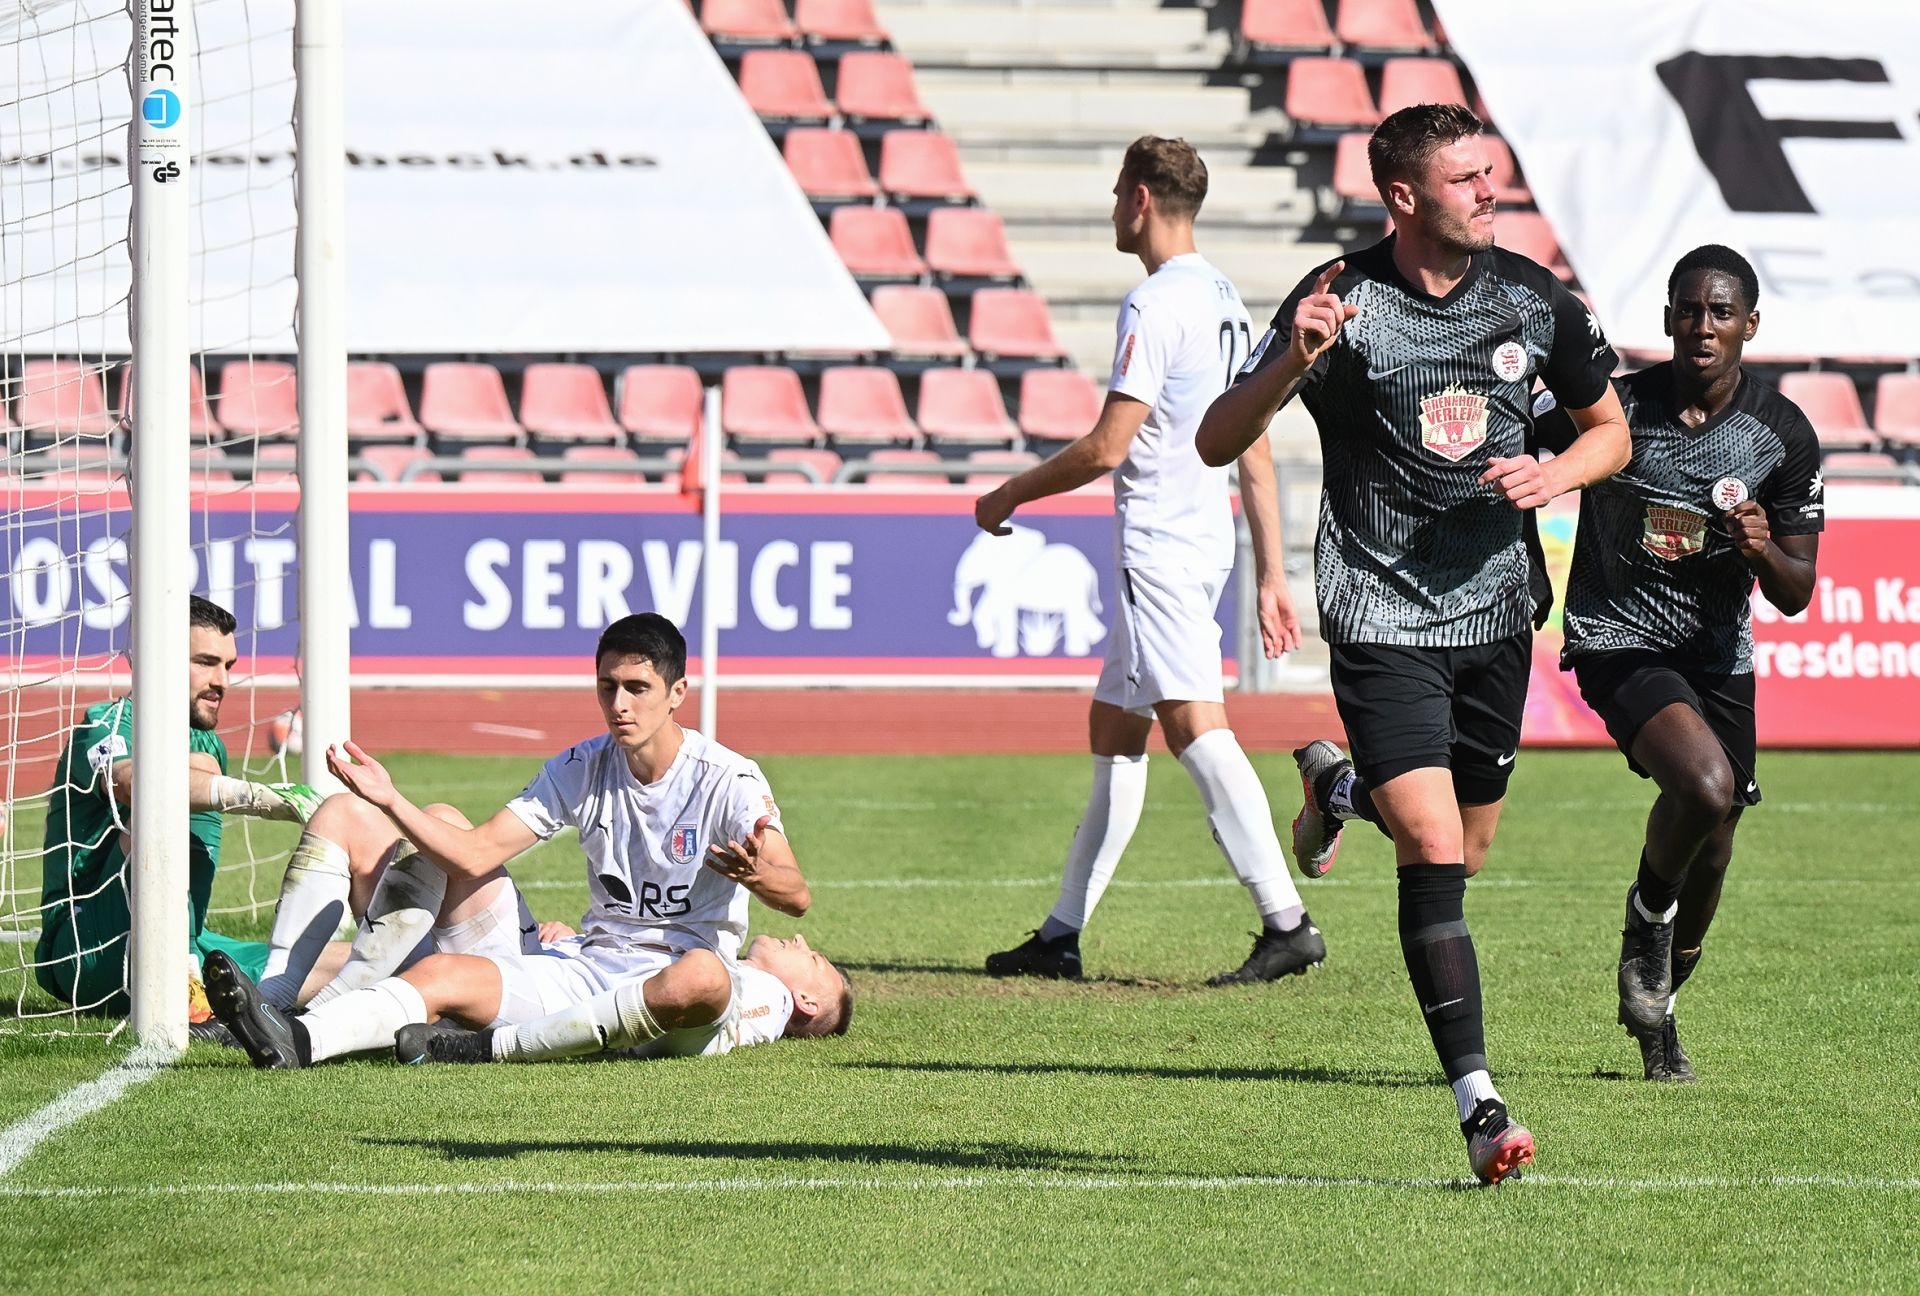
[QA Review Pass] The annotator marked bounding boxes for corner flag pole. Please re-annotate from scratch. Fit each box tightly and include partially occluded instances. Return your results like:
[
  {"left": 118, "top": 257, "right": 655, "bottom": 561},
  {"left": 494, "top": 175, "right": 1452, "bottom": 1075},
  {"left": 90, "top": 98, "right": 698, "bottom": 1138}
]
[{"left": 699, "top": 384, "right": 721, "bottom": 737}]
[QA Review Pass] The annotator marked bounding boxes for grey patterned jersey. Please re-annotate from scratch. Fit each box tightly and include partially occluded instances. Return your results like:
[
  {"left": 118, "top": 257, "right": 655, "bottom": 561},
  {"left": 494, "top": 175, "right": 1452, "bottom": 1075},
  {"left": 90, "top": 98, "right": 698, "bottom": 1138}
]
[
  {"left": 1244, "top": 236, "right": 1616, "bottom": 646},
  {"left": 1537, "top": 363, "right": 1824, "bottom": 673}
]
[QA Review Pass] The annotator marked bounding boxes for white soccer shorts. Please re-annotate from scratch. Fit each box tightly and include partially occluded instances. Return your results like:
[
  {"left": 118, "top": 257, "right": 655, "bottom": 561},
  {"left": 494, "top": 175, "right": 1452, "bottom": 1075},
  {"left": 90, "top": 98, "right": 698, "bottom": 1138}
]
[{"left": 1093, "top": 565, "right": 1230, "bottom": 716}]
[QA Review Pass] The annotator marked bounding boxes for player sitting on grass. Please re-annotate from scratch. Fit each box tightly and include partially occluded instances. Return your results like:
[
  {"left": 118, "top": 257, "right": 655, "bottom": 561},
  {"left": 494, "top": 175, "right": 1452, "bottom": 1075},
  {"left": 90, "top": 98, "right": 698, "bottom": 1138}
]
[{"left": 202, "top": 612, "right": 846, "bottom": 1066}]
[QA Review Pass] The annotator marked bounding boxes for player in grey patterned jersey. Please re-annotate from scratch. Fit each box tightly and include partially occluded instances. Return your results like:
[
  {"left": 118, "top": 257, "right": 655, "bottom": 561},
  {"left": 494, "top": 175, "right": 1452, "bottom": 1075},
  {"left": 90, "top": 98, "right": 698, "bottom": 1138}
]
[
  {"left": 1534, "top": 245, "right": 1822, "bottom": 1082},
  {"left": 1197, "top": 103, "right": 1630, "bottom": 1184}
]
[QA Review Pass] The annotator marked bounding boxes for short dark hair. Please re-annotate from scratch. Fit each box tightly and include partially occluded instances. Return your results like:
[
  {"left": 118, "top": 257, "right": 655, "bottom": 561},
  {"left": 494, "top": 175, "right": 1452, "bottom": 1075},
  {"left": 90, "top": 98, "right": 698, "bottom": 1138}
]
[
  {"left": 1667, "top": 244, "right": 1759, "bottom": 313},
  {"left": 1120, "top": 136, "right": 1208, "bottom": 220},
  {"left": 1368, "top": 102, "right": 1485, "bottom": 199},
  {"left": 189, "top": 595, "right": 236, "bottom": 636},
  {"left": 594, "top": 612, "right": 686, "bottom": 683}
]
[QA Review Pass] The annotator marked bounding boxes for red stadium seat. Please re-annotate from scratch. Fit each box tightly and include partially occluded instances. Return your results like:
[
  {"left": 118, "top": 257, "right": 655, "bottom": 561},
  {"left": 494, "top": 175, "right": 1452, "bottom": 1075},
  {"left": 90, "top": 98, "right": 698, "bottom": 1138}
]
[
  {"left": 558, "top": 445, "right": 646, "bottom": 484},
  {"left": 963, "top": 448, "right": 1040, "bottom": 486},
  {"left": 117, "top": 364, "right": 224, "bottom": 442},
  {"left": 346, "top": 361, "right": 425, "bottom": 446},
  {"left": 188, "top": 445, "right": 235, "bottom": 484},
  {"left": 701, "top": 0, "right": 797, "bottom": 44},
  {"left": 818, "top": 366, "right": 920, "bottom": 447},
  {"left": 736, "top": 50, "right": 834, "bottom": 123},
  {"left": 1335, "top": 0, "right": 1435, "bottom": 52},
  {"left": 248, "top": 441, "right": 300, "bottom": 485},
  {"left": 520, "top": 363, "right": 624, "bottom": 447},
  {"left": 217, "top": 359, "right": 299, "bottom": 440},
  {"left": 1332, "top": 132, "right": 1378, "bottom": 203},
  {"left": 783, "top": 128, "right": 879, "bottom": 203},
  {"left": 1874, "top": 373, "right": 1920, "bottom": 450},
  {"left": 722, "top": 366, "right": 823, "bottom": 446},
  {"left": 829, "top": 206, "right": 928, "bottom": 280},
  {"left": 795, "top": 0, "right": 889, "bottom": 45},
  {"left": 835, "top": 52, "right": 932, "bottom": 126},
  {"left": 917, "top": 368, "right": 1020, "bottom": 449},
  {"left": 862, "top": 447, "right": 950, "bottom": 487},
  {"left": 1484, "top": 135, "right": 1531, "bottom": 205},
  {"left": 767, "top": 446, "right": 845, "bottom": 485},
  {"left": 968, "top": 288, "right": 1067, "bottom": 362},
  {"left": 878, "top": 130, "right": 975, "bottom": 204},
  {"left": 36, "top": 440, "right": 122, "bottom": 487},
  {"left": 618, "top": 365, "right": 704, "bottom": 446},
  {"left": 457, "top": 445, "right": 545, "bottom": 484},
  {"left": 1378, "top": 57, "right": 1468, "bottom": 117},
  {"left": 1492, "top": 212, "right": 1570, "bottom": 279},
  {"left": 1018, "top": 368, "right": 1103, "bottom": 444},
  {"left": 1240, "top": 0, "right": 1335, "bottom": 52},
  {"left": 1284, "top": 58, "right": 1380, "bottom": 131},
  {"left": 1819, "top": 450, "right": 1908, "bottom": 485},
  {"left": 870, "top": 285, "right": 969, "bottom": 360},
  {"left": 924, "top": 208, "right": 1020, "bottom": 280},
  {"left": 357, "top": 443, "right": 436, "bottom": 484},
  {"left": 419, "top": 362, "right": 524, "bottom": 446},
  {"left": 1779, "top": 373, "right": 1877, "bottom": 451},
  {"left": 18, "top": 359, "right": 117, "bottom": 439}
]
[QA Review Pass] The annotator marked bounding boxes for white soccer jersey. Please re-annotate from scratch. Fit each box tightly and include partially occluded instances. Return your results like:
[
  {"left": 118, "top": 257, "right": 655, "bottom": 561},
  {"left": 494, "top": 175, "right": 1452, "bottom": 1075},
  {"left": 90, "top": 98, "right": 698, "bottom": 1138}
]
[
  {"left": 506, "top": 727, "right": 783, "bottom": 963},
  {"left": 1108, "top": 252, "right": 1250, "bottom": 571}
]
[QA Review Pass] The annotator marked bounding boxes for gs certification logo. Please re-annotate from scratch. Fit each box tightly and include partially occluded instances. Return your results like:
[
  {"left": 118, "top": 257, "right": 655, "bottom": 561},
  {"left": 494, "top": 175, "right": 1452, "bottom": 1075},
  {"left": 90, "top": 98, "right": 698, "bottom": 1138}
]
[{"left": 142, "top": 88, "right": 180, "bottom": 130}]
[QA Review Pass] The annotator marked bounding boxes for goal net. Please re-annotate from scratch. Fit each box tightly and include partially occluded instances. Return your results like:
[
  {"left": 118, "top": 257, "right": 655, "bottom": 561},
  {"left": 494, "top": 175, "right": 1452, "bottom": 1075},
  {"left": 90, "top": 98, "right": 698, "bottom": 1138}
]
[{"left": 0, "top": 0, "right": 324, "bottom": 1035}]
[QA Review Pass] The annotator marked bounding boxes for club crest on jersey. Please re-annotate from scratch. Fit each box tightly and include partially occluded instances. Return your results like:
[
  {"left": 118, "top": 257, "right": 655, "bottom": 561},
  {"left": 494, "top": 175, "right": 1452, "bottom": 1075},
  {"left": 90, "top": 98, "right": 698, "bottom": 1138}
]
[
  {"left": 1419, "top": 386, "right": 1489, "bottom": 461},
  {"left": 1491, "top": 340, "right": 1527, "bottom": 382},
  {"left": 1710, "top": 476, "right": 1749, "bottom": 511},
  {"left": 668, "top": 824, "right": 700, "bottom": 865},
  {"left": 1642, "top": 505, "right": 1709, "bottom": 561}
]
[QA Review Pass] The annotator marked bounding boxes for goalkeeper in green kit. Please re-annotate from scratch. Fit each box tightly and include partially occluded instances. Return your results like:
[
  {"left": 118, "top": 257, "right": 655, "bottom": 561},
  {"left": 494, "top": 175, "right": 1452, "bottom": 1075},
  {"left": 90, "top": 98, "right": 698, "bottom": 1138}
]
[{"left": 35, "top": 596, "right": 325, "bottom": 1015}]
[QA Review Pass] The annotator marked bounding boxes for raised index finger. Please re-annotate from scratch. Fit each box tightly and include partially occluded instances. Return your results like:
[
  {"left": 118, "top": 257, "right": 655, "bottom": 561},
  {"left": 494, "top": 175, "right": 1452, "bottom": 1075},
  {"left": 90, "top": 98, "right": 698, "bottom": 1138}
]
[{"left": 1310, "top": 260, "right": 1346, "bottom": 297}]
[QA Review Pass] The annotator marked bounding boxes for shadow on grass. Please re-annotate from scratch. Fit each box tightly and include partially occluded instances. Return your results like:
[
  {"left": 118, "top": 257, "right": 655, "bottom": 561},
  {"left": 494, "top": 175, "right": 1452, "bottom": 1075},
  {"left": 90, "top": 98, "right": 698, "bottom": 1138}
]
[
  {"left": 842, "top": 1059, "right": 1433, "bottom": 1088},
  {"left": 360, "top": 1136, "right": 1138, "bottom": 1173},
  {"left": 836, "top": 960, "right": 1176, "bottom": 988}
]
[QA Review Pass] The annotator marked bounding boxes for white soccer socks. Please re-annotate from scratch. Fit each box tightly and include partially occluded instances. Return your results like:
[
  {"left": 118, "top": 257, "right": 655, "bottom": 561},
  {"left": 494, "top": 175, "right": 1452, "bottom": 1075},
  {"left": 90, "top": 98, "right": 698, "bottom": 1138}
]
[
  {"left": 1042, "top": 753, "right": 1150, "bottom": 937},
  {"left": 304, "top": 846, "right": 445, "bottom": 1008},
  {"left": 493, "top": 978, "right": 665, "bottom": 1061},
  {"left": 299, "top": 976, "right": 428, "bottom": 1063},
  {"left": 257, "top": 834, "right": 351, "bottom": 1009},
  {"left": 1179, "top": 728, "right": 1307, "bottom": 932}
]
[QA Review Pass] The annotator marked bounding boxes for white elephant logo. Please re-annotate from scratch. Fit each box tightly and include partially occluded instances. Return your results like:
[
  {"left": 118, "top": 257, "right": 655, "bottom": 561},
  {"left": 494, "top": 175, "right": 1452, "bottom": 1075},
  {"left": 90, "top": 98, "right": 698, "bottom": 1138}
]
[{"left": 949, "top": 525, "right": 1106, "bottom": 658}]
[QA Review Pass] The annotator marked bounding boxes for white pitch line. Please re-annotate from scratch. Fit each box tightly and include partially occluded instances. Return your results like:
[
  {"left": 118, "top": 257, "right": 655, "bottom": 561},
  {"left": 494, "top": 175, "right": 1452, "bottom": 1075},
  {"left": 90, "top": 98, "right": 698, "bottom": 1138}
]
[
  {"left": 511, "top": 874, "right": 1900, "bottom": 893},
  {"left": 0, "top": 1042, "right": 178, "bottom": 1179},
  {"left": 1, "top": 1170, "right": 1917, "bottom": 1200}
]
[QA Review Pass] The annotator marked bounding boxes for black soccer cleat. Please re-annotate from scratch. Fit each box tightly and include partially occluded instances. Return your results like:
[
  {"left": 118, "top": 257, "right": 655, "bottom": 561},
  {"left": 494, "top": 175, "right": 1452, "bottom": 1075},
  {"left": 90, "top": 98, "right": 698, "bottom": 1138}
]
[
  {"left": 1634, "top": 1014, "right": 1697, "bottom": 1083},
  {"left": 1289, "top": 740, "right": 1350, "bottom": 879},
  {"left": 395, "top": 1020, "right": 494, "bottom": 1065},
  {"left": 1207, "top": 917, "right": 1325, "bottom": 986},
  {"left": 984, "top": 931, "right": 1082, "bottom": 980},
  {"left": 187, "top": 1017, "right": 240, "bottom": 1049},
  {"left": 1617, "top": 884, "right": 1675, "bottom": 1036},
  {"left": 202, "top": 950, "right": 304, "bottom": 1069}
]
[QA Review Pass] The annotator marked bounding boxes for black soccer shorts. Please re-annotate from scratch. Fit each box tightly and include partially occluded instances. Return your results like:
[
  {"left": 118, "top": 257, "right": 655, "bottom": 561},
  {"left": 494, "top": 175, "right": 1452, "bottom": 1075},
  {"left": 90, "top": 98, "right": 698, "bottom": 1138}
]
[
  {"left": 1329, "top": 632, "right": 1531, "bottom": 805},
  {"left": 1571, "top": 651, "right": 1760, "bottom": 806}
]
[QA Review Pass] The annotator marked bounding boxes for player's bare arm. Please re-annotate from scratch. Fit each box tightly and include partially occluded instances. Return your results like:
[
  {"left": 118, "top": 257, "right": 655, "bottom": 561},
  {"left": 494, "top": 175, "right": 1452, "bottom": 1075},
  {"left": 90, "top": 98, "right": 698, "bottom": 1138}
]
[
  {"left": 973, "top": 394, "right": 1150, "bottom": 535},
  {"left": 327, "top": 739, "right": 538, "bottom": 878},
  {"left": 1234, "top": 434, "right": 1301, "bottom": 655},
  {"left": 1481, "top": 384, "right": 1630, "bottom": 510},
  {"left": 1726, "top": 503, "right": 1819, "bottom": 615},
  {"left": 1197, "top": 260, "right": 1356, "bottom": 467},
  {"left": 704, "top": 814, "right": 810, "bottom": 916}
]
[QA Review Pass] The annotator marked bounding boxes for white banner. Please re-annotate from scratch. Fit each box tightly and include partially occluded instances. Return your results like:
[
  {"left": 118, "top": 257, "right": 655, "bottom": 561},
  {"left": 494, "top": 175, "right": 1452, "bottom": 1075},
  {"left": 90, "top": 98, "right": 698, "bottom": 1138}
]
[
  {"left": 2, "top": 0, "right": 885, "bottom": 355},
  {"left": 1436, "top": 0, "right": 1920, "bottom": 359}
]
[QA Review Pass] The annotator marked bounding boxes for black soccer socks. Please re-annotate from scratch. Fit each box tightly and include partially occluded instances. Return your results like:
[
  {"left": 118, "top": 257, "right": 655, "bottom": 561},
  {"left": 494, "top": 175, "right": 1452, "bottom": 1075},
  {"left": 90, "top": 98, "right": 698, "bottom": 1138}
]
[
  {"left": 1398, "top": 863, "right": 1487, "bottom": 1082},
  {"left": 1635, "top": 850, "right": 1685, "bottom": 916}
]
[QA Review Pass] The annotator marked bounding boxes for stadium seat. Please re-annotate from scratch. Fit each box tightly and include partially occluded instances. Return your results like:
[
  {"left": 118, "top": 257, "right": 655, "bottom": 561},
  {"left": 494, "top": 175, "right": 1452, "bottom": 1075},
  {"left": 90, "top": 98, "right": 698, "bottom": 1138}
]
[
  {"left": 358, "top": 443, "right": 436, "bottom": 484},
  {"left": 878, "top": 130, "right": 975, "bottom": 206},
  {"left": 870, "top": 284, "right": 969, "bottom": 361},
  {"left": 346, "top": 361, "right": 425, "bottom": 446},
  {"left": 817, "top": 365, "right": 920, "bottom": 447},
  {"left": 1378, "top": 58, "right": 1469, "bottom": 117},
  {"left": 558, "top": 445, "right": 647, "bottom": 484},
  {"left": 1284, "top": 58, "right": 1380, "bottom": 134},
  {"left": 829, "top": 205, "right": 928, "bottom": 280},
  {"left": 1018, "top": 368, "right": 1103, "bottom": 445},
  {"left": 1335, "top": 0, "right": 1435, "bottom": 52},
  {"left": 767, "top": 446, "right": 845, "bottom": 485},
  {"left": 924, "top": 208, "right": 1020, "bottom": 282},
  {"left": 37, "top": 440, "right": 122, "bottom": 487},
  {"left": 216, "top": 359, "right": 299, "bottom": 441},
  {"left": 835, "top": 51, "right": 932, "bottom": 128},
  {"left": 457, "top": 445, "right": 546, "bottom": 484},
  {"left": 722, "top": 366, "right": 823, "bottom": 446},
  {"left": 701, "top": 0, "right": 797, "bottom": 45},
  {"left": 968, "top": 288, "right": 1068, "bottom": 364},
  {"left": 520, "top": 363, "right": 624, "bottom": 448},
  {"left": 1240, "top": 0, "right": 1335, "bottom": 53},
  {"left": 917, "top": 368, "right": 1020, "bottom": 450},
  {"left": 248, "top": 441, "right": 300, "bottom": 485},
  {"left": 18, "top": 359, "right": 117, "bottom": 441},
  {"left": 1485, "top": 135, "right": 1531, "bottom": 205},
  {"left": 860, "top": 447, "right": 950, "bottom": 486},
  {"left": 963, "top": 448, "right": 1041, "bottom": 486},
  {"left": 1332, "top": 132, "right": 1380, "bottom": 207},
  {"left": 1874, "top": 373, "right": 1920, "bottom": 453},
  {"left": 419, "top": 361, "right": 524, "bottom": 447},
  {"left": 783, "top": 127, "right": 879, "bottom": 204},
  {"left": 736, "top": 50, "right": 834, "bottom": 124},
  {"left": 1780, "top": 372, "right": 1877, "bottom": 452},
  {"left": 188, "top": 445, "right": 235, "bottom": 484},
  {"left": 1493, "top": 212, "right": 1570, "bottom": 280},
  {"left": 116, "top": 364, "right": 224, "bottom": 442},
  {"left": 618, "top": 365, "right": 705, "bottom": 446},
  {"left": 795, "top": 0, "right": 889, "bottom": 46},
  {"left": 1819, "top": 449, "right": 1908, "bottom": 486}
]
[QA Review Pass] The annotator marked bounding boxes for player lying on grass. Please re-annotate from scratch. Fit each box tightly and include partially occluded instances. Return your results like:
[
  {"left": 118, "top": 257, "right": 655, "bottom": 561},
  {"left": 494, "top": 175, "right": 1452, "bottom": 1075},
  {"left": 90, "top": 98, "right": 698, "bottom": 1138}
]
[{"left": 202, "top": 611, "right": 848, "bottom": 1066}]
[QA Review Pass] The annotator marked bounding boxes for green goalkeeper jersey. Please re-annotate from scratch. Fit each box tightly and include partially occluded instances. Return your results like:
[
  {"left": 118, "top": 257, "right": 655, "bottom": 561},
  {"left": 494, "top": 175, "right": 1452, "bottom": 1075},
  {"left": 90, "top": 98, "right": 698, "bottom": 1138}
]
[{"left": 39, "top": 698, "right": 230, "bottom": 939}]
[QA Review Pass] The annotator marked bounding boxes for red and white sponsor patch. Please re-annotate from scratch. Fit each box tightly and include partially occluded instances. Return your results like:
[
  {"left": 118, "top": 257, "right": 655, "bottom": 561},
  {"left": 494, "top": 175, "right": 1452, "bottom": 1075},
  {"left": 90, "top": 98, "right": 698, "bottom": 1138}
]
[
  {"left": 1710, "top": 476, "right": 1749, "bottom": 511},
  {"left": 1419, "top": 387, "right": 1490, "bottom": 461},
  {"left": 1118, "top": 333, "right": 1136, "bottom": 377},
  {"left": 1642, "top": 504, "right": 1709, "bottom": 560},
  {"left": 1491, "top": 340, "right": 1527, "bottom": 382}
]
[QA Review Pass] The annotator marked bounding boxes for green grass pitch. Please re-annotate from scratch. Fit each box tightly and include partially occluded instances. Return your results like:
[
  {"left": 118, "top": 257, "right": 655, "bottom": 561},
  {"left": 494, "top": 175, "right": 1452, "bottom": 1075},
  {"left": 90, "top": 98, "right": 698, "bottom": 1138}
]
[{"left": 1, "top": 749, "right": 1917, "bottom": 1293}]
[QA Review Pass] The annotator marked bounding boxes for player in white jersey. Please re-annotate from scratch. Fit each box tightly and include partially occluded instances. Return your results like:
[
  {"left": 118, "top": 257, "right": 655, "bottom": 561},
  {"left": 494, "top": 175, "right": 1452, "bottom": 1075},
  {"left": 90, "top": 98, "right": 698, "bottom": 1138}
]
[
  {"left": 203, "top": 613, "right": 851, "bottom": 1067},
  {"left": 975, "top": 136, "right": 1327, "bottom": 985}
]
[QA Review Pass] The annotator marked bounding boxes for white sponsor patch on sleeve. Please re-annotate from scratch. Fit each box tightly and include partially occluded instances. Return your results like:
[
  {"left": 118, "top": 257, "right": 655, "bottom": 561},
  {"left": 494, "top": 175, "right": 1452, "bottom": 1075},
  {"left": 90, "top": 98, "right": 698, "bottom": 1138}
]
[
  {"left": 86, "top": 732, "right": 129, "bottom": 775},
  {"left": 1238, "top": 327, "right": 1276, "bottom": 379},
  {"left": 1531, "top": 389, "right": 1559, "bottom": 417}
]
